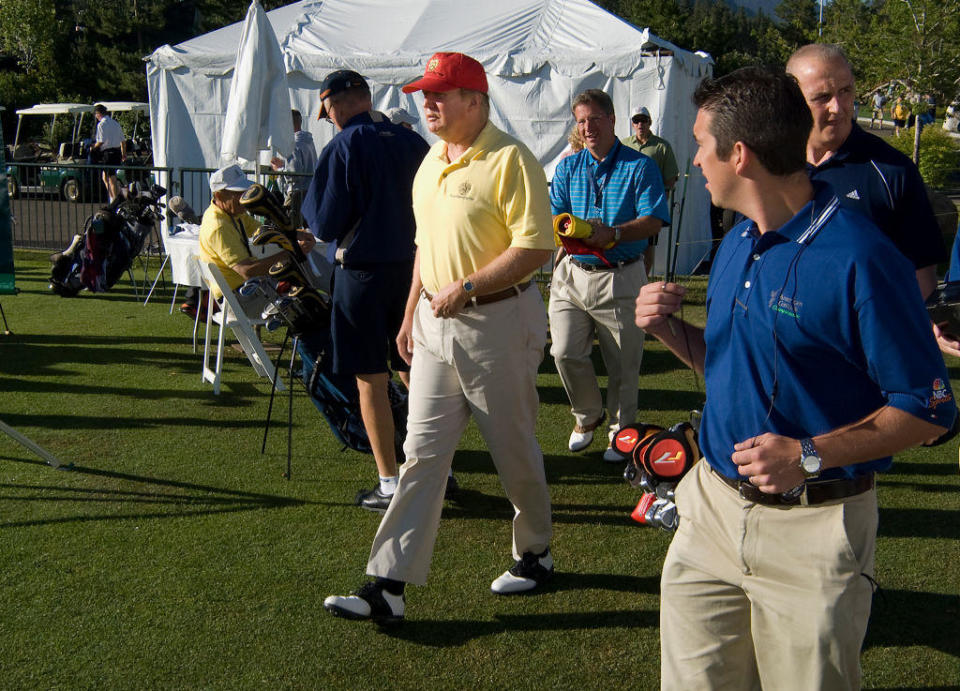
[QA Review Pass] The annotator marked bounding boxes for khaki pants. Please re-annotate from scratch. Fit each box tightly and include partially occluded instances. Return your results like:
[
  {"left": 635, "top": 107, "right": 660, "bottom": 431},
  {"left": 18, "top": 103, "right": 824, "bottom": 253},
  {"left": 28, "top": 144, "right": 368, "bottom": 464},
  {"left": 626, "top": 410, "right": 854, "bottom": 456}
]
[
  {"left": 660, "top": 462, "right": 877, "bottom": 691},
  {"left": 366, "top": 288, "right": 552, "bottom": 585},
  {"left": 549, "top": 256, "right": 647, "bottom": 437}
]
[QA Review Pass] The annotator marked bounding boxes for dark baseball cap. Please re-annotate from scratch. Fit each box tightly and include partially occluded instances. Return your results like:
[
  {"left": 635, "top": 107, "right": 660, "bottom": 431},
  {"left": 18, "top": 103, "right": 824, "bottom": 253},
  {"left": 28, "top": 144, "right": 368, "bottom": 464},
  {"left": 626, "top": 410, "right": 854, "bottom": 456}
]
[{"left": 318, "top": 69, "right": 368, "bottom": 119}]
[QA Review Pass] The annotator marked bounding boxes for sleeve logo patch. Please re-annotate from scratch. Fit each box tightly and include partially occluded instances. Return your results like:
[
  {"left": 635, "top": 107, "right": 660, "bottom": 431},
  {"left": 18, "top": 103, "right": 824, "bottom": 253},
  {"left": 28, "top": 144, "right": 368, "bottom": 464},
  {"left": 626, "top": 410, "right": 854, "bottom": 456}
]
[{"left": 928, "top": 378, "right": 953, "bottom": 409}]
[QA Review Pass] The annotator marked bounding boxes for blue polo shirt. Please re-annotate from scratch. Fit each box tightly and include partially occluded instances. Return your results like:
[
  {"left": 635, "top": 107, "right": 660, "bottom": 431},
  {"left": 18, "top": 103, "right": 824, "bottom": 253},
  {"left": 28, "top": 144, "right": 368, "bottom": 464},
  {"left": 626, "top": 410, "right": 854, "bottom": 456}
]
[
  {"left": 701, "top": 183, "right": 955, "bottom": 481},
  {"left": 947, "top": 228, "right": 960, "bottom": 282},
  {"left": 809, "top": 124, "right": 946, "bottom": 269},
  {"left": 550, "top": 140, "right": 670, "bottom": 265},
  {"left": 302, "top": 111, "right": 429, "bottom": 265}
]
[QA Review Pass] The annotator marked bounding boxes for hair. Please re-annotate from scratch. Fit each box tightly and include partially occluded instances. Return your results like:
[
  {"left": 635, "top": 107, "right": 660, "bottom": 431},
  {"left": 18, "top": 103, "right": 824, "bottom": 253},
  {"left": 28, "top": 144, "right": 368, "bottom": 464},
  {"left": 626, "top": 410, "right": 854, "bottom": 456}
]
[
  {"left": 291, "top": 109, "right": 302, "bottom": 129},
  {"left": 567, "top": 124, "right": 584, "bottom": 151},
  {"left": 458, "top": 88, "right": 490, "bottom": 117},
  {"left": 693, "top": 66, "right": 812, "bottom": 176},
  {"left": 94, "top": 104, "right": 108, "bottom": 116},
  {"left": 329, "top": 82, "right": 372, "bottom": 110},
  {"left": 571, "top": 89, "right": 614, "bottom": 117},
  {"left": 786, "top": 43, "right": 853, "bottom": 78}
]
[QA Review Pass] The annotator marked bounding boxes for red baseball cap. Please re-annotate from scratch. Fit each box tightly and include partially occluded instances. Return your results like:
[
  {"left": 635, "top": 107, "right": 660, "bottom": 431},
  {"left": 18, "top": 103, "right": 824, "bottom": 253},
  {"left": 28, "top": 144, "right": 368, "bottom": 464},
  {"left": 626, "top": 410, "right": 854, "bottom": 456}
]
[{"left": 402, "top": 52, "right": 488, "bottom": 94}]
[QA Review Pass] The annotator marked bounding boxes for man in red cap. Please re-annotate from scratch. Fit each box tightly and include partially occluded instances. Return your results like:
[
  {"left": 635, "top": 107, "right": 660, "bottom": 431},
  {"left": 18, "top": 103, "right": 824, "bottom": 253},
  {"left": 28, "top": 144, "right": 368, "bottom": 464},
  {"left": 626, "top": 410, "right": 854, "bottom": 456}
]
[{"left": 324, "top": 52, "right": 556, "bottom": 622}]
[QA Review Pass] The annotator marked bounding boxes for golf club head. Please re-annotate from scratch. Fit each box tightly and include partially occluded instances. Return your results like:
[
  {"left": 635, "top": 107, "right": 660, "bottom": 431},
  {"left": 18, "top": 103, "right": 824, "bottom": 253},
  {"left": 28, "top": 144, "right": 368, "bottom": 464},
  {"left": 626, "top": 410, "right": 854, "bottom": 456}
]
[
  {"left": 653, "top": 500, "right": 679, "bottom": 532},
  {"left": 645, "top": 498, "right": 668, "bottom": 527},
  {"left": 239, "top": 275, "right": 281, "bottom": 303}
]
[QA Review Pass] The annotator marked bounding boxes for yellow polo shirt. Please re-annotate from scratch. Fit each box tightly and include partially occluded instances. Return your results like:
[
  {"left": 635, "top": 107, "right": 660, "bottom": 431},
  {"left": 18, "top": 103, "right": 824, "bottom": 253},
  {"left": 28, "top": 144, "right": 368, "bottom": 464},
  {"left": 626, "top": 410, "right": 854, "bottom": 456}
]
[
  {"left": 198, "top": 203, "right": 260, "bottom": 298},
  {"left": 413, "top": 121, "right": 553, "bottom": 294}
]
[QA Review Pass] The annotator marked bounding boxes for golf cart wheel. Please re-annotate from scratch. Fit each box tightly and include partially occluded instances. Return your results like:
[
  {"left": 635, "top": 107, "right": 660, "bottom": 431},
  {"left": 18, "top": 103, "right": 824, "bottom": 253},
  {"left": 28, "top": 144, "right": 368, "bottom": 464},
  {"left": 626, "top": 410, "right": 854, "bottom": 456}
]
[
  {"left": 6, "top": 176, "right": 19, "bottom": 199},
  {"left": 62, "top": 177, "right": 82, "bottom": 203}
]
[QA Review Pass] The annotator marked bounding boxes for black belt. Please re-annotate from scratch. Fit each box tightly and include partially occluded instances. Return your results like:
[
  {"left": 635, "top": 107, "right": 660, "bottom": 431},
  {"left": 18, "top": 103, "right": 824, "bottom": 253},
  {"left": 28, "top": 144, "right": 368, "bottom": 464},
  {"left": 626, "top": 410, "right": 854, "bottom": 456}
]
[
  {"left": 422, "top": 281, "right": 531, "bottom": 308},
  {"left": 712, "top": 466, "right": 875, "bottom": 506},
  {"left": 569, "top": 255, "right": 642, "bottom": 272}
]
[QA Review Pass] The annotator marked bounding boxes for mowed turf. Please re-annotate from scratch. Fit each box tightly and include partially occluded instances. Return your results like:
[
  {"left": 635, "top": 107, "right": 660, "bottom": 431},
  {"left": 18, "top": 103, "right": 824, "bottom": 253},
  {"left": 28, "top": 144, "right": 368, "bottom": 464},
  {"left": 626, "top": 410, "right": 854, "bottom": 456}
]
[{"left": 1, "top": 249, "right": 958, "bottom": 689}]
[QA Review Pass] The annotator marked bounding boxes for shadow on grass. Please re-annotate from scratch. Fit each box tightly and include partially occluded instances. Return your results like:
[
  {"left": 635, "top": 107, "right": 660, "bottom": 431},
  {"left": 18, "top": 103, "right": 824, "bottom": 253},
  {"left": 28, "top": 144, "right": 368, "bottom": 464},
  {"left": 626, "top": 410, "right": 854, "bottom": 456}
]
[
  {"left": 884, "top": 461, "right": 960, "bottom": 477},
  {"left": 0, "top": 410, "right": 269, "bottom": 431},
  {"left": 0, "top": 457, "right": 311, "bottom": 529},
  {"left": 877, "top": 508, "right": 960, "bottom": 539},
  {"left": 864, "top": 588, "right": 960, "bottom": 658},
  {"left": 381, "top": 607, "right": 659, "bottom": 646}
]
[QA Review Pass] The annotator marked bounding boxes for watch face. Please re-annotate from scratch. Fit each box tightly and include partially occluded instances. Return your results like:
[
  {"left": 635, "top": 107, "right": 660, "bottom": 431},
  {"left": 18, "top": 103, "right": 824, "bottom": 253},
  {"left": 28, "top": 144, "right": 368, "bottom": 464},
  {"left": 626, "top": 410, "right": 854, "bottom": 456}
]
[{"left": 801, "top": 454, "right": 820, "bottom": 473}]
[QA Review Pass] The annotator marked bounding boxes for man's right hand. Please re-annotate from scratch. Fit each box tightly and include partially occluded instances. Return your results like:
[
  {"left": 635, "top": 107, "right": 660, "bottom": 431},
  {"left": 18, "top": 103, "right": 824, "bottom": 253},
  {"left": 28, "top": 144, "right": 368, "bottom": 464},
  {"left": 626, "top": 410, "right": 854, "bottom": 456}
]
[
  {"left": 396, "top": 316, "right": 415, "bottom": 365},
  {"left": 636, "top": 281, "right": 686, "bottom": 334}
]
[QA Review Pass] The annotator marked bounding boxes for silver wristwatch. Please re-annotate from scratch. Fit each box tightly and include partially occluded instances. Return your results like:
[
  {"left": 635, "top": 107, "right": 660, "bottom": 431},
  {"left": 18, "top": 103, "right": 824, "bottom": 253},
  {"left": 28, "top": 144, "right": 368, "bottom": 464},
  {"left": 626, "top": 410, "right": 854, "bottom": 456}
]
[{"left": 799, "top": 437, "right": 822, "bottom": 479}]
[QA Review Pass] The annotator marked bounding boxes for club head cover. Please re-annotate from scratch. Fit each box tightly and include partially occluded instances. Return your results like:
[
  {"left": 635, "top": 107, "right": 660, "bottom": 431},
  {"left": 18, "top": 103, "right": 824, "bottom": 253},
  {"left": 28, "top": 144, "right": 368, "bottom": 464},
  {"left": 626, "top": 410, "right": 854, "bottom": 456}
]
[
  {"left": 640, "top": 422, "right": 699, "bottom": 484},
  {"left": 251, "top": 225, "right": 295, "bottom": 253},
  {"left": 616, "top": 423, "right": 664, "bottom": 487},
  {"left": 240, "top": 183, "right": 295, "bottom": 233},
  {"left": 268, "top": 256, "right": 309, "bottom": 288},
  {"left": 630, "top": 492, "right": 658, "bottom": 525}
]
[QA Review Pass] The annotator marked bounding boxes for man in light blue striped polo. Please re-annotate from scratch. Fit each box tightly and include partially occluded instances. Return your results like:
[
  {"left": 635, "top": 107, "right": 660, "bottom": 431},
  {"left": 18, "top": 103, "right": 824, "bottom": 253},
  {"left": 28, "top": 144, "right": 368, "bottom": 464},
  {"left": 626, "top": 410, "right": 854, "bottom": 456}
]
[{"left": 550, "top": 89, "right": 670, "bottom": 462}]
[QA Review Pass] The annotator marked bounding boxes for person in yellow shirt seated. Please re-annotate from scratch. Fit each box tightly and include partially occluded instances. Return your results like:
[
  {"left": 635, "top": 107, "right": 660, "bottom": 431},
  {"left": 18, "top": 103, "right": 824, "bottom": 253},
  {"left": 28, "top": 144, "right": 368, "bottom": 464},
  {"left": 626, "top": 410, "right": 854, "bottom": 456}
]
[{"left": 198, "top": 164, "right": 315, "bottom": 318}]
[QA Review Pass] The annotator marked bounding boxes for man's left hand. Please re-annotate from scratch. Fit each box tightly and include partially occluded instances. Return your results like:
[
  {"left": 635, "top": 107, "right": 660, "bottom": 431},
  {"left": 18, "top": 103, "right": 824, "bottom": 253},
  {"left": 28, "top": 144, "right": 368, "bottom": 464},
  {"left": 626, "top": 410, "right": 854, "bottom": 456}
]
[
  {"left": 430, "top": 279, "right": 469, "bottom": 318},
  {"left": 731, "top": 433, "right": 805, "bottom": 494}
]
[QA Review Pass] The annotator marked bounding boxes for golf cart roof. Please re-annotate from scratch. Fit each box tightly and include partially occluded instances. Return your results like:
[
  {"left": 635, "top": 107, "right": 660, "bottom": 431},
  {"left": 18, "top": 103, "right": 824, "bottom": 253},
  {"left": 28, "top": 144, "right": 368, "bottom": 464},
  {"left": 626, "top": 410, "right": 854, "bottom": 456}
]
[
  {"left": 94, "top": 101, "right": 148, "bottom": 114},
  {"left": 15, "top": 103, "right": 94, "bottom": 116}
]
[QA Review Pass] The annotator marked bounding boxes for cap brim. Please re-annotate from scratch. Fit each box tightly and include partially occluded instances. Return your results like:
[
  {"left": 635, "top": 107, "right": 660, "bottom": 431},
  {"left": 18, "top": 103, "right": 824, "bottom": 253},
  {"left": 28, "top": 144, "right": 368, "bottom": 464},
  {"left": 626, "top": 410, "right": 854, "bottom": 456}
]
[
  {"left": 224, "top": 180, "right": 254, "bottom": 191},
  {"left": 401, "top": 76, "right": 459, "bottom": 94}
]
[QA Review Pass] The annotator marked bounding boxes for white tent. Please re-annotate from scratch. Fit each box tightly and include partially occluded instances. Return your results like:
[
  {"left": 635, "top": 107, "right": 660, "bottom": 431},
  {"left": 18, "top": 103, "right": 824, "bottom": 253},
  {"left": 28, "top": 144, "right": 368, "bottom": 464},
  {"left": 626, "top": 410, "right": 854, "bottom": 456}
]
[{"left": 146, "top": 0, "right": 715, "bottom": 273}]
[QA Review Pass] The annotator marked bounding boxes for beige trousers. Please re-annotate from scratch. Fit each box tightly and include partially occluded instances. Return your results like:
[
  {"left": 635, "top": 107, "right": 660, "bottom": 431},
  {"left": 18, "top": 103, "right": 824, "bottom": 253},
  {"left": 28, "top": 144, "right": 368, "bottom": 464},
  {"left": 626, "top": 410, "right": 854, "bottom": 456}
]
[
  {"left": 366, "top": 288, "right": 552, "bottom": 585},
  {"left": 549, "top": 256, "right": 647, "bottom": 436},
  {"left": 660, "top": 461, "right": 878, "bottom": 691}
]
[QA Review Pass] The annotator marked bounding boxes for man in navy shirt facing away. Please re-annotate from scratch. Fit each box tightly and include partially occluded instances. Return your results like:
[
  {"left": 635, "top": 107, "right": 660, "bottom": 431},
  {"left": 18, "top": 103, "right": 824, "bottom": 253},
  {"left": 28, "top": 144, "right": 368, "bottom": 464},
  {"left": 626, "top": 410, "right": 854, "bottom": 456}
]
[
  {"left": 302, "top": 70, "right": 429, "bottom": 512},
  {"left": 636, "top": 66, "right": 955, "bottom": 691}
]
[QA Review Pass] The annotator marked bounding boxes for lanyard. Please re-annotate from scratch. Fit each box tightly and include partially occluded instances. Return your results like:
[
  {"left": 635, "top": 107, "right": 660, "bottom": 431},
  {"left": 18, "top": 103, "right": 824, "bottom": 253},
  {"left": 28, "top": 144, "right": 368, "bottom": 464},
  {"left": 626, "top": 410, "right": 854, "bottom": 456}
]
[
  {"left": 231, "top": 215, "right": 252, "bottom": 256},
  {"left": 585, "top": 141, "right": 621, "bottom": 211}
]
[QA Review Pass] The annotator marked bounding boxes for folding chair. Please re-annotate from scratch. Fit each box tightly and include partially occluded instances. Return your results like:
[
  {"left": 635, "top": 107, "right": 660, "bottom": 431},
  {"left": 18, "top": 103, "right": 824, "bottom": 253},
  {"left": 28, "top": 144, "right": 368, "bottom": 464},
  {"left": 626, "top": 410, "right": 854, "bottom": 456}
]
[{"left": 197, "top": 258, "right": 284, "bottom": 395}]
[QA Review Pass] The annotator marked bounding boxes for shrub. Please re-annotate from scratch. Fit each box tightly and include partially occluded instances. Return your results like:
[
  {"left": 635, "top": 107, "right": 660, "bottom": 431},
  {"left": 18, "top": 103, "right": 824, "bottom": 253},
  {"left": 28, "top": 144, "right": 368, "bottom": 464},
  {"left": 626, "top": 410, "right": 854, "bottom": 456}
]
[{"left": 890, "top": 126, "right": 960, "bottom": 188}]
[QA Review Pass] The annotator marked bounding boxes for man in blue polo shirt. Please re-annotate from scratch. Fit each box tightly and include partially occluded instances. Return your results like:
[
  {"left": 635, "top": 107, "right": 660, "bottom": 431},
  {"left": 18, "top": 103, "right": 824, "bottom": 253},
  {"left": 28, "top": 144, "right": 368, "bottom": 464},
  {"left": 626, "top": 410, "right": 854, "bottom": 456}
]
[
  {"left": 302, "top": 70, "right": 430, "bottom": 512},
  {"left": 787, "top": 43, "right": 947, "bottom": 299},
  {"left": 550, "top": 89, "right": 669, "bottom": 463},
  {"left": 636, "top": 67, "right": 954, "bottom": 690}
]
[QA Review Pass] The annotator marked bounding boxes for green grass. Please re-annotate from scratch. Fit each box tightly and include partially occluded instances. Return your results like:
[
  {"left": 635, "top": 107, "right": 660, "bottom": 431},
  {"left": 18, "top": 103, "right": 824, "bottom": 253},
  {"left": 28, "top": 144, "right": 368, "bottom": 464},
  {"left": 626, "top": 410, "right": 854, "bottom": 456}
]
[{"left": 1, "top": 250, "right": 958, "bottom": 689}]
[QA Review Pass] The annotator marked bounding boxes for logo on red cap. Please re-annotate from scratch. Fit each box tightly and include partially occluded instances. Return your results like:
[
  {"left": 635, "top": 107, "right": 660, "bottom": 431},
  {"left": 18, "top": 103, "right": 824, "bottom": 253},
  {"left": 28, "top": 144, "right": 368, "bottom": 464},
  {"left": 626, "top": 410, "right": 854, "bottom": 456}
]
[{"left": 402, "top": 52, "right": 488, "bottom": 94}]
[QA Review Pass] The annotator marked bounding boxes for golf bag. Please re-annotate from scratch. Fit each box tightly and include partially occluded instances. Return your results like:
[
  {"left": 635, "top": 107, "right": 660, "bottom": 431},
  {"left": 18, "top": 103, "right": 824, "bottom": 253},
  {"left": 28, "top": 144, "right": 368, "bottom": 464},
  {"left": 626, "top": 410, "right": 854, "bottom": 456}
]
[
  {"left": 296, "top": 327, "right": 407, "bottom": 458},
  {"left": 613, "top": 419, "right": 701, "bottom": 532},
  {"left": 49, "top": 183, "right": 166, "bottom": 297}
]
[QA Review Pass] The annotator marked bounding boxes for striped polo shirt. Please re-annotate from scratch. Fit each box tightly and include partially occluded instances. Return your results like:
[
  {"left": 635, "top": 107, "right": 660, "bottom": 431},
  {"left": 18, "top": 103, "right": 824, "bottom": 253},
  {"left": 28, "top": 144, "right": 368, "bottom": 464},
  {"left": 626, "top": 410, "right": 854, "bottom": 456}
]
[{"left": 550, "top": 140, "right": 670, "bottom": 265}]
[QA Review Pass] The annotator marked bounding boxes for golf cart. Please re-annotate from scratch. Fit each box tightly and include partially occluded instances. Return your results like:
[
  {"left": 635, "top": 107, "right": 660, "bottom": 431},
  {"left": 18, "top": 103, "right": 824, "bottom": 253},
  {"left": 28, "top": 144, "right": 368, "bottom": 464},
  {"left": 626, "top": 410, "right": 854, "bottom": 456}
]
[
  {"left": 5, "top": 103, "right": 94, "bottom": 202},
  {"left": 6, "top": 101, "right": 153, "bottom": 203}
]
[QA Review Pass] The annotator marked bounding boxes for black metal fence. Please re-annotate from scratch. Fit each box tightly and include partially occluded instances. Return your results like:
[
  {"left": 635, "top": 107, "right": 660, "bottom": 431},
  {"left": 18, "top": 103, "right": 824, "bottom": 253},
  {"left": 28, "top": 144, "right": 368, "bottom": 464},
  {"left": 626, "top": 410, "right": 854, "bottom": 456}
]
[{"left": 8, "top": 162, "right": 171, "bottom": 251}]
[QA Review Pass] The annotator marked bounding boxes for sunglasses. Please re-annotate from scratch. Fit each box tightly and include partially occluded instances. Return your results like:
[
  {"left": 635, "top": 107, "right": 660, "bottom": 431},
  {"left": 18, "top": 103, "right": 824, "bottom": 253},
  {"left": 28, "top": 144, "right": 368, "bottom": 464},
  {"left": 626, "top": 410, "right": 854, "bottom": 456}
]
[{"left": 632, "top": 116, "right": 651, "bottom": 124}]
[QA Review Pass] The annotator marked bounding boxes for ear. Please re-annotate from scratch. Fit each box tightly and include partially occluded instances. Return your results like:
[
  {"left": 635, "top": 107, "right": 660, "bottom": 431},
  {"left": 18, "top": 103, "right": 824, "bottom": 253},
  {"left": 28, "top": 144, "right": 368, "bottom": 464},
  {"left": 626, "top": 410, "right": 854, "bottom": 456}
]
[{"left": 731, "top": 140, "right": 751, "bottom": 175}]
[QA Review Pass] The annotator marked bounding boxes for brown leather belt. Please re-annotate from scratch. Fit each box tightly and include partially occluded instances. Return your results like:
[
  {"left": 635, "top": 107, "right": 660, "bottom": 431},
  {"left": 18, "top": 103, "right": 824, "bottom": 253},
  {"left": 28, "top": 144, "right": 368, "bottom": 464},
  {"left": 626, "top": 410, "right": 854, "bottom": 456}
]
[
  {"left": 423, "top": 281, "right": 531, "bottom": 308},
  {"left": 569, "top": 255, "right": 642, "bottom": 272},
  {"left": 712, "top": 466, "right": 875, "bottom": 506}
]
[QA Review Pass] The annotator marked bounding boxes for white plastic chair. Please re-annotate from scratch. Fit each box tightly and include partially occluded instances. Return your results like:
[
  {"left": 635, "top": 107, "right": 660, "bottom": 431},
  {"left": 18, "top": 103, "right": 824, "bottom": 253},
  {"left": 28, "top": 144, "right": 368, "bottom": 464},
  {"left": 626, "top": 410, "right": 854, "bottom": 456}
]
[{"left": 197, "top": 258, "right": 284, "bottom": 395}]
